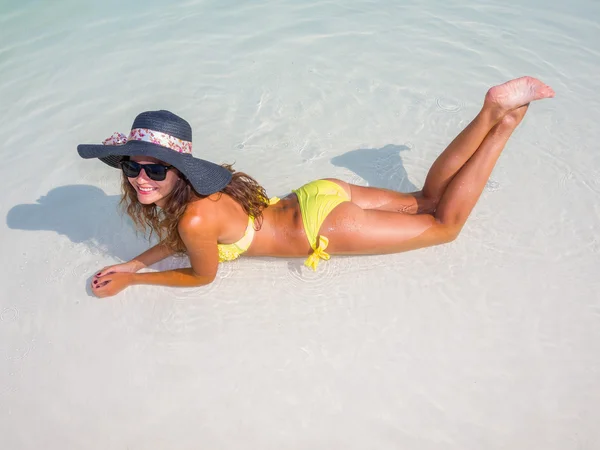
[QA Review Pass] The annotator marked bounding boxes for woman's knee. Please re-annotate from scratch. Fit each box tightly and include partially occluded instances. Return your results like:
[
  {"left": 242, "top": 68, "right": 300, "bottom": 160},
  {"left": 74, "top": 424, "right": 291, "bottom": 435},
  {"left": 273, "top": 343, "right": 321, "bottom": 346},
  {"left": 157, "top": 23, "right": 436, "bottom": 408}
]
[{"left": 433, "top": 220, "right": 462, "bottom": 243}]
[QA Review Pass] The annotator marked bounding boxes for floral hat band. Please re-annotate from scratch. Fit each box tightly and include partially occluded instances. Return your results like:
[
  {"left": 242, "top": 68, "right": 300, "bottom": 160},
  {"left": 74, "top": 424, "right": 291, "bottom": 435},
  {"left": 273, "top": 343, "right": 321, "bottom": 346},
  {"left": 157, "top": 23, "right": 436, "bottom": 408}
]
[{"left": 102, "top": 128, "right": 193, "bottom": 154}]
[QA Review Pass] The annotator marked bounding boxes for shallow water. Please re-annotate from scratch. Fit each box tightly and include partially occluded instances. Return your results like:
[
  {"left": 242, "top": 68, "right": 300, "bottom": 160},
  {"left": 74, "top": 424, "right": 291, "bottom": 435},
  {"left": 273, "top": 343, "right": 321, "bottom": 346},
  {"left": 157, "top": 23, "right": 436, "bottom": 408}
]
[{"left": 1, "top": 0, "right": 600, "bottom": 448}]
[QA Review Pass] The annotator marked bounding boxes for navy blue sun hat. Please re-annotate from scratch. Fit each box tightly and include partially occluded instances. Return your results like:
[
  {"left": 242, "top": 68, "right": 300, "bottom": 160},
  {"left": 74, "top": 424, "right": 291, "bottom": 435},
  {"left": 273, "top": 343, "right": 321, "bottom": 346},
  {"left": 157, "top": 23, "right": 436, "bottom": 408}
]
[{"left": 77, "top": 110, "right": 232, "bottom": 195}]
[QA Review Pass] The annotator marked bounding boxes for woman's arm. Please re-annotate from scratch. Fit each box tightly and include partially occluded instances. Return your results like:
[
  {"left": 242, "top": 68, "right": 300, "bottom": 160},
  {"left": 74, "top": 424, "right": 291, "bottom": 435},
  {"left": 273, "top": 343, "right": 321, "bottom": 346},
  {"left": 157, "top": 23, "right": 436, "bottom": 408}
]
[
  {"left": 129, "top": 213, "right": 220, "bottom": 287},
  {"left": 129, "top": 267, "right": 213, "bottom": 287},
  {"left": 93, "top": 208, "right": 220, "bottom": 297},
  {"left": 93, "top": 265, "right": 213, "bottom": 297},
  {"left": 129, "top": 242, "right": 177, "bottom": 271}
]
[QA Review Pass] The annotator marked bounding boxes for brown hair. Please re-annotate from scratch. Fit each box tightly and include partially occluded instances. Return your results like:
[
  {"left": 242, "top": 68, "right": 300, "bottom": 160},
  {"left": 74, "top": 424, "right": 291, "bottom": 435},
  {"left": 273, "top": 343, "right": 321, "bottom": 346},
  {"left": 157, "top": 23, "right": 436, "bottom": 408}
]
[{"left": 120, "top": 163, "right": 269, "bottom": 253}]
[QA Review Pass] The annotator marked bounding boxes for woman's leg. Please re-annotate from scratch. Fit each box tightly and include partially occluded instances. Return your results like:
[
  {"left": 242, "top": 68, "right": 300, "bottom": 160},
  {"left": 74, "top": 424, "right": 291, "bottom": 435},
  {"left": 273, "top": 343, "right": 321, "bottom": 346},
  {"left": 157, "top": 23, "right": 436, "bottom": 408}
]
[
  {"left": 338, "top": 109, "right": 502, "bottom": 215},
  {"left": 433, "top": 104, "right": 528, "bottom": 233},
  {"left": 325, "top": 106, "right": 528, "bottom": 255},
  {"left": 339, "top": 76, "right": 554, "bottom": 215},
  {"left": 323, "top": 77, "right": 554, "bottom": 255}
]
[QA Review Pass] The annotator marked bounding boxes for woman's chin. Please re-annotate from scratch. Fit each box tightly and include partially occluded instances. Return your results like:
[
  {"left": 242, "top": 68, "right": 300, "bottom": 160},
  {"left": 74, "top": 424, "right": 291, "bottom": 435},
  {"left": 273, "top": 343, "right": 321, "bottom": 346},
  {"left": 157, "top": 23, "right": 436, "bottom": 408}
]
[{"left": 136, "top": 193, "right": 160, "bottom": 205}]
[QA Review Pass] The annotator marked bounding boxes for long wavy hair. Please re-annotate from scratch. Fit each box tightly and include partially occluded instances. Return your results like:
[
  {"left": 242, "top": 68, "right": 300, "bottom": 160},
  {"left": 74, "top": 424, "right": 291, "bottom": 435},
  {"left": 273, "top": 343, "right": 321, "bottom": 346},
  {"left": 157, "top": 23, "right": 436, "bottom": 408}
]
[{"left": 120, "top": 162, "right": 269, "bottom": 253}]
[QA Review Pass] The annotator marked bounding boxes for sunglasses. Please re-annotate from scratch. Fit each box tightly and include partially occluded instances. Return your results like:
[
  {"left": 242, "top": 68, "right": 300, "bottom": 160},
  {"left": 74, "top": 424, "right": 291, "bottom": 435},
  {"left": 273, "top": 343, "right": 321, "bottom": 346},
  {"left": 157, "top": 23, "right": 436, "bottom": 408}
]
[{"left": 119, "top": 160, "right": 174, "bottom": 181}]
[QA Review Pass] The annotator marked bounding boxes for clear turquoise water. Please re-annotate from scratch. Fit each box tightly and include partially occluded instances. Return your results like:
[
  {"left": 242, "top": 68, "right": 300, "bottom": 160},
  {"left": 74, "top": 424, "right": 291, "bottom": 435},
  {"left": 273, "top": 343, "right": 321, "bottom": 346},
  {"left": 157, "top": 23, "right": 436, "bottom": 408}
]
[{"left": 1, "top": 1, "right": 599, "bottom": 449}]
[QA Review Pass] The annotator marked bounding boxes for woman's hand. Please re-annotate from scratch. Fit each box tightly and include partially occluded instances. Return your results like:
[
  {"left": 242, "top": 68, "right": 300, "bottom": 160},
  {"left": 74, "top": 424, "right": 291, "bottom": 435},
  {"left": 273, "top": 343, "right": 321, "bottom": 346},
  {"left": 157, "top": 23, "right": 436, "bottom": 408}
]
[
  {"left": 95, "top": 260, "right": 142, "bottom": 278},
  {"left": 91, "top": 261, "right": 142, "bottom": 298},
  {"left": 92, "top": 272, "right": 135, "bottom": 298}
]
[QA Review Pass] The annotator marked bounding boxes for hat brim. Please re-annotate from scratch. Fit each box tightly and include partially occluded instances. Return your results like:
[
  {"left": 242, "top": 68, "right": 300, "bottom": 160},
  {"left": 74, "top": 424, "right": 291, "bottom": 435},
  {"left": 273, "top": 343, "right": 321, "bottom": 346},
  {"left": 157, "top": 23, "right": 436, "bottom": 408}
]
[{"left": 77, "top": 140, "right": 232, "bottom": 196}]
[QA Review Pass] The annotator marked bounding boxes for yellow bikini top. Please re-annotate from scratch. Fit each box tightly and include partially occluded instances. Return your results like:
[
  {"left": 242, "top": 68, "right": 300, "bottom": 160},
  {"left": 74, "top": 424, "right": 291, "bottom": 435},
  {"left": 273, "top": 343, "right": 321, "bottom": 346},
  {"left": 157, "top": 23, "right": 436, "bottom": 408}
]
[{"left": 217, "top": 197, "right": 280, "bottom": 262}]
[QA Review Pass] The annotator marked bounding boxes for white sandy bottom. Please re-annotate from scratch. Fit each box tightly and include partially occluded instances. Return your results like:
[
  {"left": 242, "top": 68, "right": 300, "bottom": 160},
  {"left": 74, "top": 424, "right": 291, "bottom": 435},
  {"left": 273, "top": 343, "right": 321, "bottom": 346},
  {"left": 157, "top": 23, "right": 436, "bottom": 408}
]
[{"left": 1, "top": 0, "right": 600, "bottom": 448}]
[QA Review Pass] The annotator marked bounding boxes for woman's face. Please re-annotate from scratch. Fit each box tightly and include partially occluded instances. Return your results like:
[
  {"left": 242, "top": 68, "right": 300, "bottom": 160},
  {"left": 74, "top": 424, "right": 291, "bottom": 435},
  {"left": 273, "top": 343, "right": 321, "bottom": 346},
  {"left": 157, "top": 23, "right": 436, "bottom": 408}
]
[{"left": 126, "top": 156, "right": 181, "bottom": 207}]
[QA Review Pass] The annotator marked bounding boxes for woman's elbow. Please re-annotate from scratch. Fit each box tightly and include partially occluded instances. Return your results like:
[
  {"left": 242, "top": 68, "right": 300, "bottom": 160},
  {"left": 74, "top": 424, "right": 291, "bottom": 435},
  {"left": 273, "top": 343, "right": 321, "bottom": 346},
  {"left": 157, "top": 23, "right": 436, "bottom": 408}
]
[{"left": 190, "top": 269, "right": 216, "bottom": 286}]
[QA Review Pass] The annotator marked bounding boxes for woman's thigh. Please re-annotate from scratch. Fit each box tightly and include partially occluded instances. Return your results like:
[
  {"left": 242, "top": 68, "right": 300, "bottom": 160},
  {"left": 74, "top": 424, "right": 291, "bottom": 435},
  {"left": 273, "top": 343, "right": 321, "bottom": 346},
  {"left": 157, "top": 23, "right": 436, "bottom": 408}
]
[
  {"left": 320, "top": 201, "right": 456, "bottom": 255},
  {"left": 322, "top": 178, "right": 435, "bottom": 214}
]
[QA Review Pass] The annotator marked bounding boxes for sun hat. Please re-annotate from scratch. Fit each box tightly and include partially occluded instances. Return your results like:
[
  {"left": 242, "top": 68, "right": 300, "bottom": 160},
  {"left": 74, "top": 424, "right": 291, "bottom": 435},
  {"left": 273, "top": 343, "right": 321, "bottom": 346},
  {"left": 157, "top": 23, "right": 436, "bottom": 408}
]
[{"left": 77, "top": 110, "right": 232, "bottom": 195}]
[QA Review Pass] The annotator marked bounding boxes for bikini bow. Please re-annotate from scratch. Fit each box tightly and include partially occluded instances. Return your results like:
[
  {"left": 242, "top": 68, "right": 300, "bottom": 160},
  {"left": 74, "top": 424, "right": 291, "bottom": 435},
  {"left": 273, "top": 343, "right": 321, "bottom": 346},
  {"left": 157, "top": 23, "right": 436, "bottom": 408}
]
[{"left": 304, "top": 235, "right": 330, "bottom": 271}]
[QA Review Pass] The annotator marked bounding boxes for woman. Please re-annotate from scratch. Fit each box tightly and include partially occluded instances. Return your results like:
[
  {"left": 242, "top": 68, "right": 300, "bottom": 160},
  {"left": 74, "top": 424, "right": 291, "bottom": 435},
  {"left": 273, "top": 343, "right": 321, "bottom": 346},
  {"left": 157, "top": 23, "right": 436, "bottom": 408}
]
[{"left": 78, "top": 76, "right": 554, "bottom": 298}]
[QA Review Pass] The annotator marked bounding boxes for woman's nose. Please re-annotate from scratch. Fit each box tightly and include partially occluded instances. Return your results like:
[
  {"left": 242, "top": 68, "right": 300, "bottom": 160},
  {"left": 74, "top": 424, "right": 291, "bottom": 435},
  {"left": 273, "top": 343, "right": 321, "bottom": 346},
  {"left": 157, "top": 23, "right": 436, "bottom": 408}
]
[{"left": 135, "top": 168, "right": 151, "bottom": 181}]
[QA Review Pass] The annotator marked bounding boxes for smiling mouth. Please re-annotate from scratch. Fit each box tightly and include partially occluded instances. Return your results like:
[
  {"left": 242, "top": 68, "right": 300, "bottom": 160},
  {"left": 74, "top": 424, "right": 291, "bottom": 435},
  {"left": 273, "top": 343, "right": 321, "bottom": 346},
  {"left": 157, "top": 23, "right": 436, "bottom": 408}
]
[{"left": 137, "top": 186, "right": 157, "bottom": 194}]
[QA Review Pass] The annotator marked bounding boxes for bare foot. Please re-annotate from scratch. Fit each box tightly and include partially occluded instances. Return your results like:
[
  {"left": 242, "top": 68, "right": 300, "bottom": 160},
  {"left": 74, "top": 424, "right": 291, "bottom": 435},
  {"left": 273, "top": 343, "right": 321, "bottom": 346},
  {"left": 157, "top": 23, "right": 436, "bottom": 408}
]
[{"left": 485, "top": 76, "right": 555, "bottom": 114}]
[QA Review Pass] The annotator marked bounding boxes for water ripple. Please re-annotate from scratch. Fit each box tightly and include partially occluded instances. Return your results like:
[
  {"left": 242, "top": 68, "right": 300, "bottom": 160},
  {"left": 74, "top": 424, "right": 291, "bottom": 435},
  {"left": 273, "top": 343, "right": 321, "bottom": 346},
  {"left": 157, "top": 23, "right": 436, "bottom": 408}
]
[
  {"left": 282, "top": 257, "right": 343, "bottom": 296},
  {"left": 171, "top": 259, "right": 239, "bottom": 300},
  {"left": 435, "top": 96, "right": 464, "bottom": 113},
  {"left": 1, "top": 307, "right": 19, "bottom": 323}
]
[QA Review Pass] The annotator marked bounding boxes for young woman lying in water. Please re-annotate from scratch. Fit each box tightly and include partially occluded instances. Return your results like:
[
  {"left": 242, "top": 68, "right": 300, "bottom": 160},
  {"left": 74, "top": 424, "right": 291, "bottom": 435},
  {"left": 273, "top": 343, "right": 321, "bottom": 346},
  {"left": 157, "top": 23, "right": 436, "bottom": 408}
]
[{"left": 77, "top": 76, "right": 554, "bottom": 298}]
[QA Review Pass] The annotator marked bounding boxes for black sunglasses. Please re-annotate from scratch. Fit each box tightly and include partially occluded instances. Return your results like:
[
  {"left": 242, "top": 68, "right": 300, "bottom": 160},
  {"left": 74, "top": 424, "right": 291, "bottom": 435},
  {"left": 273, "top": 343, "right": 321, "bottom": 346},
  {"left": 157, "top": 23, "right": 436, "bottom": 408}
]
[{"left": 119, "top": 160, "right": 174, "bottom": 181}]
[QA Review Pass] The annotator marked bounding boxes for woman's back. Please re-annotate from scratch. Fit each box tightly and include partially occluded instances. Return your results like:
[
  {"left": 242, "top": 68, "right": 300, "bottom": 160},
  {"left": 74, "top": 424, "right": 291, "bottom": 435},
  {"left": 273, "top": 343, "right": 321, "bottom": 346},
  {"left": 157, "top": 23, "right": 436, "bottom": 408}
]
[{"left": 184, "top": 191, "right": 310, "bottom": 258}]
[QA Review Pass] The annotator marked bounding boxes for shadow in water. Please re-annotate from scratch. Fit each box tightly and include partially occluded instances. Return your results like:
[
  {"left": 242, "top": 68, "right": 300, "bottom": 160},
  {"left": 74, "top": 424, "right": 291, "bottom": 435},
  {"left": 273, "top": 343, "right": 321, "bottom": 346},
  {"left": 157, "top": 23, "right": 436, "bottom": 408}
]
[
  {"left": 331, "top": 144, "right": 418, "bottom": 192},
  {"left": 6, "top": 185, "right": 148, "bottom": 261}
]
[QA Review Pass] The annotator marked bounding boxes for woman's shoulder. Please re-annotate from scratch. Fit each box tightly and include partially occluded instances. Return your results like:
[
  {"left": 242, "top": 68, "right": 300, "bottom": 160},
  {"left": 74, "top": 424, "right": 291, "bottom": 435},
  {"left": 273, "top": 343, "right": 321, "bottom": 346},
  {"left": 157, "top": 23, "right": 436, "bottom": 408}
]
[
  {"left": 178, "top": 193, "right": 239, "bottom": 231},
  {"left": 178, "top": 196, "right": 218, "bottom": 230}
]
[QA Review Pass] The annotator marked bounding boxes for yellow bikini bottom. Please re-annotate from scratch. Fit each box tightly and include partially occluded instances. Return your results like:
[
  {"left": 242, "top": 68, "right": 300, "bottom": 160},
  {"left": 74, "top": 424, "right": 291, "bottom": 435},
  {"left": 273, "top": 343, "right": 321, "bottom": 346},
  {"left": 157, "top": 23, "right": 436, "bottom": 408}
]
[
  {"left": 217, "top": 180, "right": 350, "bottom": 270},
  {"left": 292, "top": 179, "right": 350, "bottom": 270}
]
